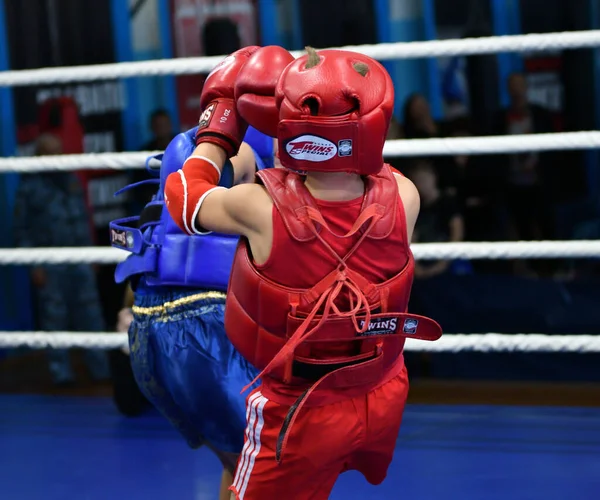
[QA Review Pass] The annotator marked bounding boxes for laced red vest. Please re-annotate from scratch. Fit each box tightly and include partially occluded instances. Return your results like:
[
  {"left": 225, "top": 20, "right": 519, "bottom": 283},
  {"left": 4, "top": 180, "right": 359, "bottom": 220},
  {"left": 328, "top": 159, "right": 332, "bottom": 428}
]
[
  {"left": 225, "top": 165, "right": 442, "bottom": 461},
  {"left": 226, "top": 163, "right": 441, "bottom": 379}
]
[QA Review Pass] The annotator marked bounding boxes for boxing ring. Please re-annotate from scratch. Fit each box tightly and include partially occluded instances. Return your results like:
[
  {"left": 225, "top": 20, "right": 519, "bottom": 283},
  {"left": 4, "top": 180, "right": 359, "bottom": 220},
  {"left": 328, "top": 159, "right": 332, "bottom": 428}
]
[{"left": 1, "top": 31, "right": 600, "bottom": 499}]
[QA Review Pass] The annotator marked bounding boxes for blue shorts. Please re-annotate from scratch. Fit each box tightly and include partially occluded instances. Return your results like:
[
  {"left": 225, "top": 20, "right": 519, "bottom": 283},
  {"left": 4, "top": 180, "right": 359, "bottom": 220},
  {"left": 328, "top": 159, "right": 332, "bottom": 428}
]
[{"left": 128, "top": 287, "right": 259, "bottom": 453}]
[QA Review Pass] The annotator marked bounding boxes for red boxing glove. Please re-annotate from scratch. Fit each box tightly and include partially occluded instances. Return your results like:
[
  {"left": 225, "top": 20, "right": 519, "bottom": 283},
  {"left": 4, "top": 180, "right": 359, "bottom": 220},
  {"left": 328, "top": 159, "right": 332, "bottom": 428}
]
[
  {"left": 197, "top": 46, "right": 260, "bottom": 157},
  {"left": 235, "top": 46, "right": 295, "bottom": 137}
]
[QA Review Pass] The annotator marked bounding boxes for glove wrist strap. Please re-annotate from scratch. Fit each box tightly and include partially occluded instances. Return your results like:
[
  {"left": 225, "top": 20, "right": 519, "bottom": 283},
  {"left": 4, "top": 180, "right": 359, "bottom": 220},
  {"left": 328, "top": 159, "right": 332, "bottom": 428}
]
[{"left": 195, "top": 99, "right": 247, "bottom": 157}]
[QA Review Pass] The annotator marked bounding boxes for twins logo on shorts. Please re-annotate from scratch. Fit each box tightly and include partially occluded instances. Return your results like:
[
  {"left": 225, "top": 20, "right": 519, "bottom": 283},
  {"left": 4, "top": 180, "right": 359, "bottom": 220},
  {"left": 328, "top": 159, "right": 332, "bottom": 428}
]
[
  {"left": 358, "top": 317, "right": 399, "bottom": 336},
  {"left": 198, "top": 103, "right": 215, "bottom": 130}
]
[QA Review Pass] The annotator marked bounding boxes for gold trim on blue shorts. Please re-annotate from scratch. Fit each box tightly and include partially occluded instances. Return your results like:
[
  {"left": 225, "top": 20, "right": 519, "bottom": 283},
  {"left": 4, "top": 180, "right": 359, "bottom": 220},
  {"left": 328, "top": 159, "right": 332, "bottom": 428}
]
[{"left": 132, "top": 291, "right": 226, "bottom": 316}]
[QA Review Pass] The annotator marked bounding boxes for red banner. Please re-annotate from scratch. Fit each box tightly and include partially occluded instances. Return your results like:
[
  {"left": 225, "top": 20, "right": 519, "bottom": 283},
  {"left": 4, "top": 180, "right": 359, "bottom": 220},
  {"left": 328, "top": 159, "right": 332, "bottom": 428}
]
[
  {"left": 170, "top": 0, "right": 258, "bottom": 130},
  {"left": 524, "top": 54, "right": 564, "bottom": 130}
]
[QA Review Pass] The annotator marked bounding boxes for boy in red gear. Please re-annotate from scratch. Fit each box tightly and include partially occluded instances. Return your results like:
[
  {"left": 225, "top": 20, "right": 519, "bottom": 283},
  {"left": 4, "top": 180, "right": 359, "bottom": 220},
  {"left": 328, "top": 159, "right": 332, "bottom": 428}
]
[{"left": 165, "top": 45, "right": 442, "bottom": 499}]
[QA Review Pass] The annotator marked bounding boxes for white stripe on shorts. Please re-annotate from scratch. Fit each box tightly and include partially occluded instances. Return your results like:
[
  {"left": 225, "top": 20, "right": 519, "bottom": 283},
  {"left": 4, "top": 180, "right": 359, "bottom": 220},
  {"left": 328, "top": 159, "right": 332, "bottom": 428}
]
[
  {"left": 233, "top": 391, "right": 269, "bottom": 499},
  {"left": 234, "top": 392, "right": 261, "bottom": 492}
]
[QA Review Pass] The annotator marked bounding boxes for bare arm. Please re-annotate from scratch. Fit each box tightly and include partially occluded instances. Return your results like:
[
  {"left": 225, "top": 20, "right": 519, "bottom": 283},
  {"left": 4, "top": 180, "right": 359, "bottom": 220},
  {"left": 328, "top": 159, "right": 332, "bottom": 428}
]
[
  {"left": 196, "top": 181, "right": 269, "bottom": 237},
  {"left": 396, "top": 172, "right": 449, "bottom": 278},
  {"left": 394, "top": 173, "right": 420, "bottom": 243},
  {"left": 165, "top": 143, "right": 269, "bottom": 239},
  {"left": 116, "top": 286, "right": 134, "bottom": 350},
  {"left": 123, "top": 285, "right": 134, "bottom": 308},
  {"left": 231, "top": 141, "right": 260, "bottom": 185}
]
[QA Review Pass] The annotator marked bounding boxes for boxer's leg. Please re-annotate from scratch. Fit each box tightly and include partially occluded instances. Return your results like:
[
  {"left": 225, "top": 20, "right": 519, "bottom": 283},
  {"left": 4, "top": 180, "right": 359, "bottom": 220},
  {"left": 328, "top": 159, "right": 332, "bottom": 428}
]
[
  {"left": 131, "top": 292, "right": 257, "bottom": 500},
  {"left": 130, "top": 288, "right": 259, "bottom": 495},
  {"left": 350, "top": 365, "right": 409, "bottom": 485},
  {"left": 128, "top": 300, "right": 205, "bottom": 449},
  {"left": 220, "top": 469, "right": 234, "bottom": 500},
  {"left": 69, "top": 264, "right": 110, "bottom": 381},
  {"left": 230, "top": 389, "right": 363, "bottom": 500},
  {"left": 159, "top": 294, "right": 259, "bottom": 452}
]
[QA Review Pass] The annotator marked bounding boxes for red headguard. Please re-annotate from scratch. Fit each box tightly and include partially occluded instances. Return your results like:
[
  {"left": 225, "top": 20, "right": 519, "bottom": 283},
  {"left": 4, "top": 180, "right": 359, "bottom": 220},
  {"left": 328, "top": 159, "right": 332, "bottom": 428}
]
[{"left": 275, "top": 49, "right": 394, "bottom": 175}]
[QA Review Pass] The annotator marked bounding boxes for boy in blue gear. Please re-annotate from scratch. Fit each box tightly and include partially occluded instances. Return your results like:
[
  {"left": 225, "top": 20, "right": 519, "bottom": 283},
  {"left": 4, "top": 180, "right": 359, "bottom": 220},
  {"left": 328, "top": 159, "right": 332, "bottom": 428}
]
[{"left": 110, "top": 126, "right": 274, "bottom": 499}]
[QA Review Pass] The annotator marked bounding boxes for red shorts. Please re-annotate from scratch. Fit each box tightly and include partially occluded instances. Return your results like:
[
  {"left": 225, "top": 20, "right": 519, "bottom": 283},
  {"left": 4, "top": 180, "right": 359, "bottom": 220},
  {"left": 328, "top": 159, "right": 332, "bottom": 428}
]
[{"left": 230, "top": 365, "right": 409, "bottom": 500}]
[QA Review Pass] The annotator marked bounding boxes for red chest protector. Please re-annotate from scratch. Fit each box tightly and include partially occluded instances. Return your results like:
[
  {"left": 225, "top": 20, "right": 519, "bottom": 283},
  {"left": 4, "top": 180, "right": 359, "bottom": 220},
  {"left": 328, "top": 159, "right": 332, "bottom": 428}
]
[{"left": 225, "top": 165, "right": 441, "bottom": 390}]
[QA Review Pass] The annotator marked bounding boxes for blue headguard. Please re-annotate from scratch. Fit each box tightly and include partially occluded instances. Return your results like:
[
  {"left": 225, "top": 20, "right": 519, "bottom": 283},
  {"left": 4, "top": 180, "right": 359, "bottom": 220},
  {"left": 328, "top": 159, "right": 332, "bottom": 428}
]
[{"left": 110, "top": 126, "right": 273, "bottom": 291}]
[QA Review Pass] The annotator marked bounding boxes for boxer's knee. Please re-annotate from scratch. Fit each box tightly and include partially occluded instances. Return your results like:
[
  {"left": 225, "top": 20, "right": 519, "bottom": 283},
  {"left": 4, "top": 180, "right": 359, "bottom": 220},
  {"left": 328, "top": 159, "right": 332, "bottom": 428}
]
[
  {"left": 212, "top": 446, "right": 239, "bottom": 473},
  {"left": 219, "top": 469, "right": 234, "bottom": 500}
]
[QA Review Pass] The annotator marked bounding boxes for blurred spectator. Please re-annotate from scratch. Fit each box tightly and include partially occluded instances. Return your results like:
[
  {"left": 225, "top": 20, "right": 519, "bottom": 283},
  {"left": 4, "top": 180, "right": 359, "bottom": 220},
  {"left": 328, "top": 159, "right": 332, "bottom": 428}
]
[
  {"left": 385, "top": 115, "right": 403, "bottom": 172},
  {"left": 408, "top": 159, "right": 465, "bottom": 279},
  {"left": 440, "top": 119, "right": 509, "bottom": 242},
  {"left": 401, "top": 94, "right": 453, "bottom": 189},
  {"left": 387, "top": 115, "right": 402, "bottom": 140},
  {"left": 493, "top": 73, "right": 556, "bottom": 275},
  {"left": 402, "top": 93, "right": 440, "bottom": 140},
  {"left": 142, "top": 109, "right": 176, "bottom": 151},
  {"left": 12, "top": 134, "right": 109, "bottom": 385},
  {"left": 493, "top": 73, "right": 555, "bottom": 241}
]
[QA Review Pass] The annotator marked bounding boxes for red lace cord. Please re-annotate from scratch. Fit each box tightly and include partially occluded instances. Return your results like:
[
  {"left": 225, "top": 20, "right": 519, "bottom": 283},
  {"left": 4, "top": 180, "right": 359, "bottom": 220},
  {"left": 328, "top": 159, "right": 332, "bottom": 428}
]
[{"left": 241, "top": 203, "right": 384, "bottom": 391}]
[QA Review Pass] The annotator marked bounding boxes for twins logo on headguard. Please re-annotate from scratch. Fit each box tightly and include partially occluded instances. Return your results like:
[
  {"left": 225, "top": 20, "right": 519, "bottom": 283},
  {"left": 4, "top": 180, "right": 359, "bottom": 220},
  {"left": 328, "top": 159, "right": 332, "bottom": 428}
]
[{"left": 285, "top": 135, "right": 337, "bottom": 162}]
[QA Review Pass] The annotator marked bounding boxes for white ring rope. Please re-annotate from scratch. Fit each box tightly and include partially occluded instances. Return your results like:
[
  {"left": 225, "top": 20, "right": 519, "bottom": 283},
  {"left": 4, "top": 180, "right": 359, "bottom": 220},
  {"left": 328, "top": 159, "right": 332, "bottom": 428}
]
[
  {"left": 405, "top": 334, "right": 600, "bottom": 353},
  {"left": 1, "top": 30, "right": 600, "bottom": 87},
  {"left": 0, "top": 241, "right": 599, "bottom": 265},
  {"left": 3, "top": 34, "right": 599, "bottom": 357},
  {"left": 0, "top": 151, "right": 163, "bottom": 173},
  {"left": 2, "top": 132, "right": 600, "bottom": 173},
  {"left": 0, "top": 332, "right": 598, "bottom": 352},
  {"left": 382, "top": 131, "right": 600, "bottom": 157}
]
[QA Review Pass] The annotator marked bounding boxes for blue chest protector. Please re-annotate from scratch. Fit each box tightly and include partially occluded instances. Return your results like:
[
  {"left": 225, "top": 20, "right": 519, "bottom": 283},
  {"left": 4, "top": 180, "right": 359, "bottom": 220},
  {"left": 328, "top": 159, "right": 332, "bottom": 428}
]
[{"left": 110, "top": 126, "right": 273, "bottom": 291}]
